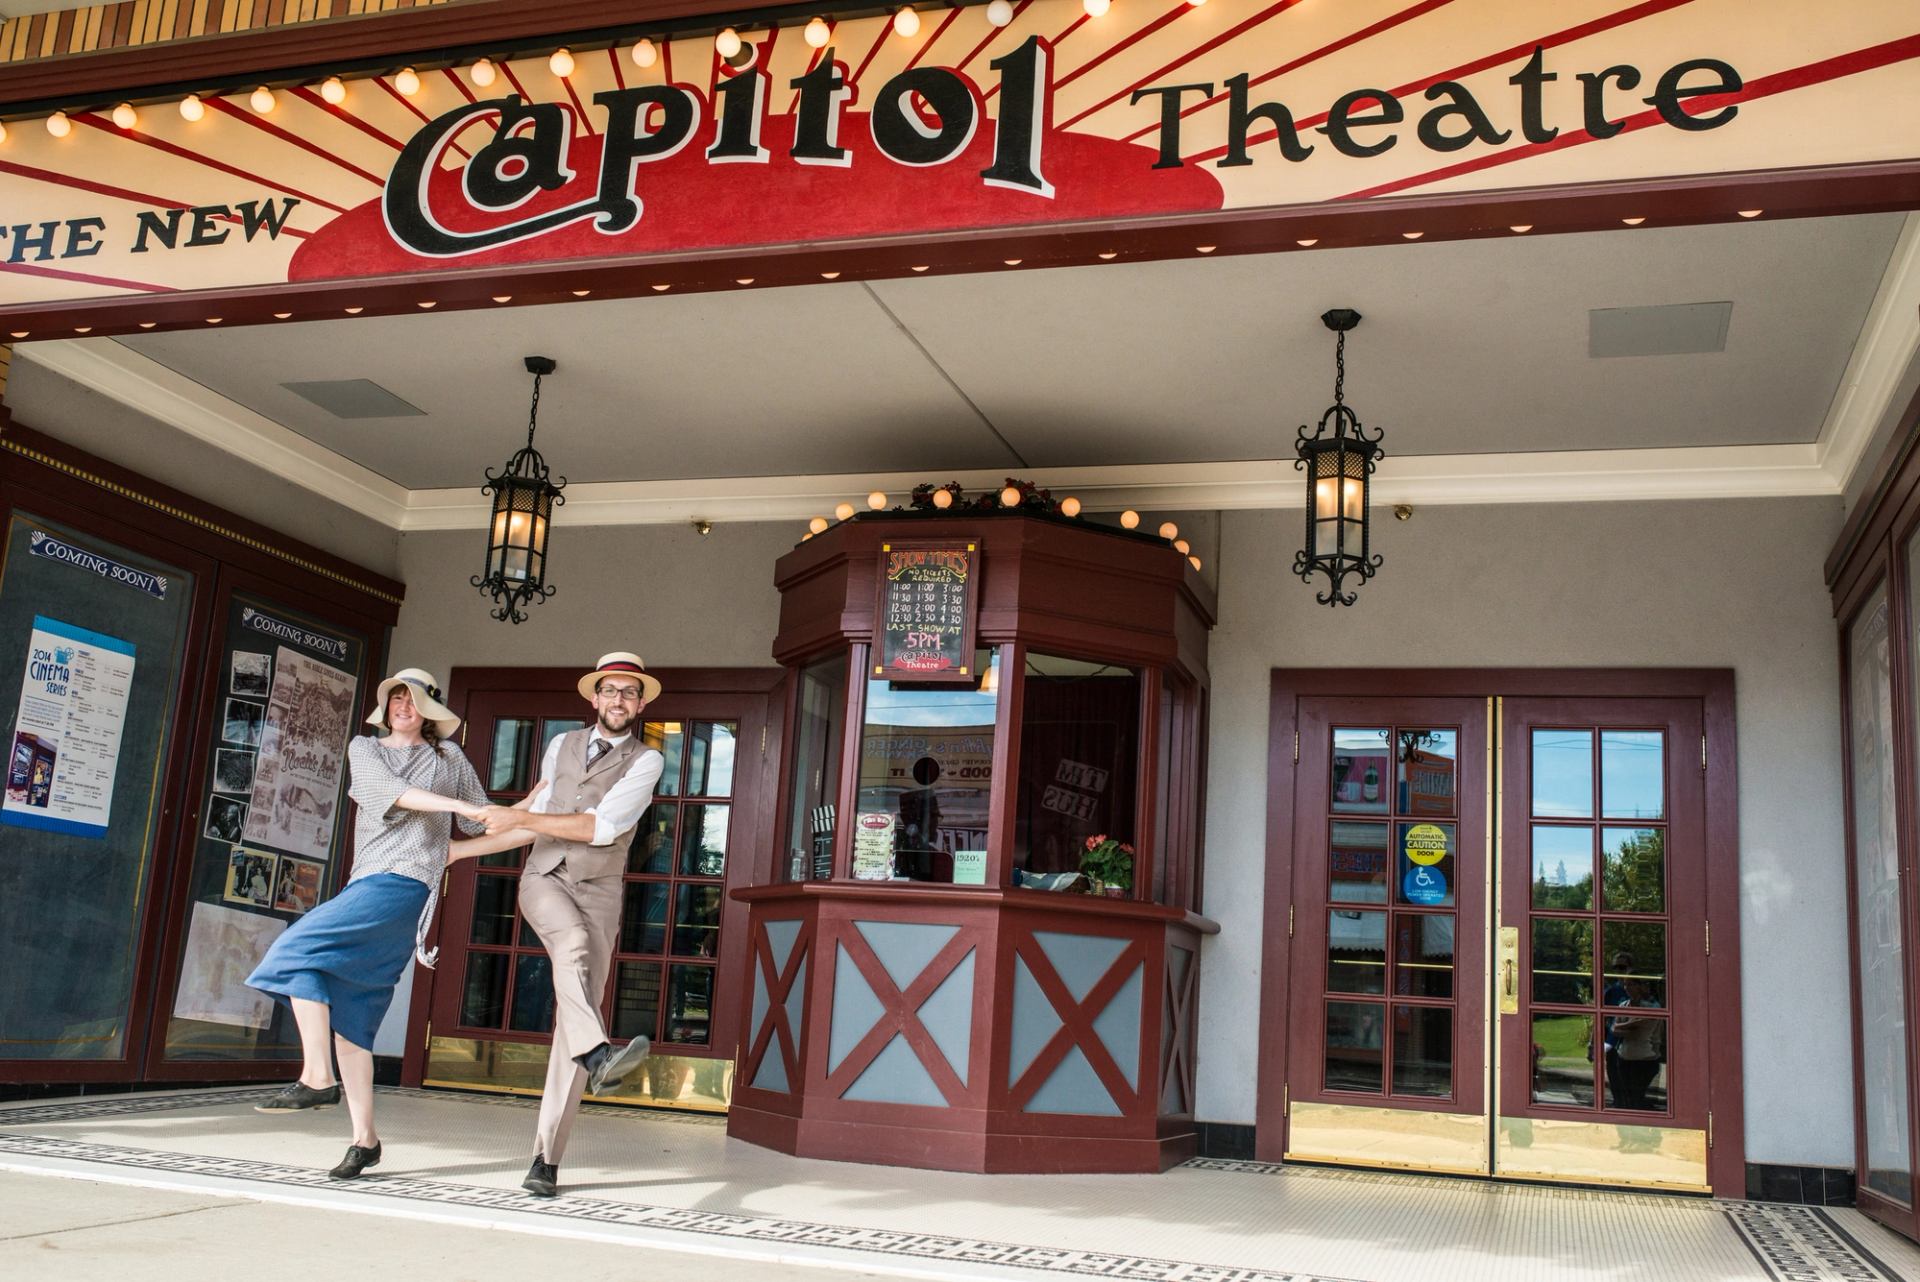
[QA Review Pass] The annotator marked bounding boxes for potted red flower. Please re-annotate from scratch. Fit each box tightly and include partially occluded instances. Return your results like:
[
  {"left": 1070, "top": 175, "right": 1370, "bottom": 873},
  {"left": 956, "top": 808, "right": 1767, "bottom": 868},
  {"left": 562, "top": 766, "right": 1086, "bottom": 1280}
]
[{"left": 1079, "top": 834, "right": 1135, "bottom": 897}]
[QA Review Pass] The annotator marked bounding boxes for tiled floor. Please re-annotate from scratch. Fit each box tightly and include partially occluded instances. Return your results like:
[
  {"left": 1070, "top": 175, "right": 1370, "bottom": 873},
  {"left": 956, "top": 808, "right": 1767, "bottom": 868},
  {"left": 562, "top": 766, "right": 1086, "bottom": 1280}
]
[{"left": 1, "top": 1086, "right": 1913, "bottom": 1282}]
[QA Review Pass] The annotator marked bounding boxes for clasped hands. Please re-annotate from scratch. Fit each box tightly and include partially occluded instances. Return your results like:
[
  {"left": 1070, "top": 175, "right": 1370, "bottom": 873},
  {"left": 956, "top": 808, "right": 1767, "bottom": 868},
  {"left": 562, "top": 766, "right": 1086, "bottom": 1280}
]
[{"left": 473, "top": 803, "right": 530, "bottom": 835}]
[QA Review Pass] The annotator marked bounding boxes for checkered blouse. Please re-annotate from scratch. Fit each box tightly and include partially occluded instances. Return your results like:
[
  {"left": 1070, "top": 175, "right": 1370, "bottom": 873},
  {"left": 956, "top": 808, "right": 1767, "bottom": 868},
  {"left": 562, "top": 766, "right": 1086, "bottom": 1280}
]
[{"left": 345, "top": 735, "right": 488, "bottom": 949}]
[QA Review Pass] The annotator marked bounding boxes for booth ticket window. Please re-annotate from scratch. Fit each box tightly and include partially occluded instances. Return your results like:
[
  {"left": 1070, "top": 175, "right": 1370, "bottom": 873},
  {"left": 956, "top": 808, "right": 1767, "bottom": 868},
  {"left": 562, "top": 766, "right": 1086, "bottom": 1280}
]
[
  {"left": 782, "top": 652, "right": 848, "bottom": 882},
  {"left": 854, "top": 650, "right": 998, "bottom": 884},
  {"left": 1012, "top": 653, "right": 1142, "bottom": 886}
]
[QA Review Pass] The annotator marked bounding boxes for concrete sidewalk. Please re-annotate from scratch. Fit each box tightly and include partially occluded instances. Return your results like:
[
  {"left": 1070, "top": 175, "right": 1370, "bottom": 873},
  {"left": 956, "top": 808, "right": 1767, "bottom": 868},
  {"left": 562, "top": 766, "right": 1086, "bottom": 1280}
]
[{"left": 1, "top": 1085, "right": 1914, "bottom": 1282}]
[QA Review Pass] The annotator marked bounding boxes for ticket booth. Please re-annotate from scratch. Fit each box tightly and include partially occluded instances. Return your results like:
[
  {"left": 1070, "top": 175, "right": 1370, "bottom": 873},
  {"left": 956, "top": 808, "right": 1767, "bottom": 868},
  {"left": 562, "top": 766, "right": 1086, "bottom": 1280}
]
[{"left": 728, "top": 496, "right": 1216, "bottom": 1173}]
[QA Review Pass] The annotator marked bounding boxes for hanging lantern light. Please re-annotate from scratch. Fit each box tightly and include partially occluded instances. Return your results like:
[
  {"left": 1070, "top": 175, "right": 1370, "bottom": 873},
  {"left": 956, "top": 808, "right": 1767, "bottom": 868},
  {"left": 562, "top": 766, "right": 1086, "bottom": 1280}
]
[
  {"left": 1293, "top": 308, "right": 1384, "bottom": 606},
  {"left": 474, "top": 356, "right": 567, "bottom": 623}
]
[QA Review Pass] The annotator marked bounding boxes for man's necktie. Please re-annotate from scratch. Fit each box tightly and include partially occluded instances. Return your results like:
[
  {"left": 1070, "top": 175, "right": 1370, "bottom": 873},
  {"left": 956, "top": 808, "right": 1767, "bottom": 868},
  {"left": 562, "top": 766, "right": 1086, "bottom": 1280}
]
[{"left": 586, "top": 738, "right": 609, "bottom": 767}]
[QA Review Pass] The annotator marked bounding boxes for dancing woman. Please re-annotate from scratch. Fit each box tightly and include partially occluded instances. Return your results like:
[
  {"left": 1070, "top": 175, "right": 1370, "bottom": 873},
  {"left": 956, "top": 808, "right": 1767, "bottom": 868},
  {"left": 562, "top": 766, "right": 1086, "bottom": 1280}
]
[{"left": 246, "top": 668, "right": 488, "bottom": 1180}]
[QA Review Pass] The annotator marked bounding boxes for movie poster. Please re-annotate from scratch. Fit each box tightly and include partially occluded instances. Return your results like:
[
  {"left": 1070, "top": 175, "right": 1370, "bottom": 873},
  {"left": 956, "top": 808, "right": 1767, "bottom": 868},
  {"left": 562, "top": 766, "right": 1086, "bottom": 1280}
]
[
  {"left": 172, "top": 901, "right": 285, "bottom": 1030},
  {"left": 241, "top": 645, "right": 354, "bottom": 860},
  {"left": 3, "top": 615, "right": 137, "bottom": 839}
]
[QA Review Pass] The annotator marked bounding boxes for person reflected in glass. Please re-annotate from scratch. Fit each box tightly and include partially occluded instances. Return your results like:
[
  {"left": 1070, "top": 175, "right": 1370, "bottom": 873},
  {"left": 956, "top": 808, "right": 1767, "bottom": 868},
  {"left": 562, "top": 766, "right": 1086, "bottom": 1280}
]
[
  {"left": 1602, "top": 951, "right": 1632, "bottom": 1103},
  {"left": 897, "top": 755, "right": 950, "bottom": 881},
  {"left": 246, "top": 670, "right": 490, "bottom": 1181},
  {"left": 1609, "top": 976, "right": 1665, "bottom": 1111}
]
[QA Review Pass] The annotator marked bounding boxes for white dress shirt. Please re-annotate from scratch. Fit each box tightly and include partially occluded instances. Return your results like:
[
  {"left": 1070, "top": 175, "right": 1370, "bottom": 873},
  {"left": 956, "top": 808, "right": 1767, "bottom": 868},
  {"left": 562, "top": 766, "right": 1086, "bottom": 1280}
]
[{"left": 526, "top": 730, "right": 666, "bottom": 846}]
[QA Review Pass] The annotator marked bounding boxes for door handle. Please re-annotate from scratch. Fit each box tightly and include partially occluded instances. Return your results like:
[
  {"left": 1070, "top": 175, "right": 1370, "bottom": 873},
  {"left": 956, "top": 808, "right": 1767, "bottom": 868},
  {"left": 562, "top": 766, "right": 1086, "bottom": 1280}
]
[{"left": 1498, "top": 925, "right": 1519, "bottom": 1015}]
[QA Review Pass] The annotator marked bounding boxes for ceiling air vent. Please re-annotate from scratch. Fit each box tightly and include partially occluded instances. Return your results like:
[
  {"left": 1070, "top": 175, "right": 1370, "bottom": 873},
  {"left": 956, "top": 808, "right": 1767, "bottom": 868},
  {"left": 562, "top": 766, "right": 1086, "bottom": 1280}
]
[
  {"left": 280, "top": 378, "right": 425, "bottom": 419},
  {"left": 1588, "top": 302, "right": 1732, "bottom": 358}
]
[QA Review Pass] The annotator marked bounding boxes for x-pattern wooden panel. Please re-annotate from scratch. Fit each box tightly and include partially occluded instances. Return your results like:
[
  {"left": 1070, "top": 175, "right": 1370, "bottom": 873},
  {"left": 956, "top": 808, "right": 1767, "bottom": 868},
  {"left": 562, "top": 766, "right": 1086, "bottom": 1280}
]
[
  {"left": 1161, "top": 947, "right": 1199, "bottom": 1116},
  {"left": 824, "top": 924, "right": 979, "bottom": 1107},
  {"left": 743, "top": 918, "right": 812, "bottom": 1093},
  {"left": 1007, "top": 933, "right": 1148, "bottom": 1117}
]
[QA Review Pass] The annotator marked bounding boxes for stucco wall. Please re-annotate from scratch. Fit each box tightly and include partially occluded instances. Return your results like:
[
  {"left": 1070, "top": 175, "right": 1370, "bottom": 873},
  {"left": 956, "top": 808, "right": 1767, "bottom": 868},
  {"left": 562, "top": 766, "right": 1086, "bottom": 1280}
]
[
  {"left": 5, "top": 356, "right": 404, "bottom": 579},
  {"left": 1196, "top": 496, "right": 1851, "bottom": 1168}
]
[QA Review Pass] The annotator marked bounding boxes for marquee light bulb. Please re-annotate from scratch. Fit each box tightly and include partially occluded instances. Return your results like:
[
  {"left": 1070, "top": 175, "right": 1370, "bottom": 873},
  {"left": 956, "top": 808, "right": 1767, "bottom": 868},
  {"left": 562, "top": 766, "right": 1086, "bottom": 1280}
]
[
  {"left": 1060, "top": 497, "right": 1082, "bottom": 517},
  {"left": 893, "top": 7, "right": 920, "bottom": 37},
  {"left": 394, "top": 66, "right": 421, "bottom": 96},
  {"left": 1121, "top": 510, "right": 1140, "bottom": 529},
  {"left": 45, "top": 111, "right": 71, "bottom": 137},
  {"left": 1187, "top": 0, "right": 1206, "bottom": 6},
  {"left": 804, "top": 17, "right": 831, "bottom": 47},
  {"left": 868, "top": 491, "right": 888, "bottom": 510},
  {"left": 180, "top": 94, "right": 206, "bottom": 121},
  {"left": 632, "top": 38, "right": 658, "bottom": 68},
  {"left": 470, "top": 58, "right": 497, "bottom": 87},
  {"left": 111, "top": 102, "right": 137, "bottom": 129},
  {"left": 320, "top": 76, "right": 347, "bottom": 104},
  {"left": 986, "top": 0, "right": 1015, "bottom": 24},
  {"left": 715, "top": 27, "right": 743, "bottom": 58},
  {"left": 249, "top": 86, "right": 276, "bottom": 114},
  {"left": 549, "top": 47, "right": 575, "bottom": 77},
  {"left": 1159, "top": 521, "right": 1178, "bottom": 540},
  {"left": 0, "top": 121, "right": 9, "bottom": 143},
  {"left": 1084, "top": 0, "right": 1110, "bottom": 14},
  {"left": 932, "top": 489, "right": 953, "bottom": 509},
  {"left": 1174, "top": 538, "right": 1190, "bottom": 554},
  {"left": 1189, "top": 554, "right": 1202, "bottom": 571},
  {"left": 835, "top": 502, "right": 855, "bottom": 521},
  {"left": 1000, "top": 485, "right": 1021, "bottom": 507},
  {"left": 809, "top": 516, "right": 829, "bottom": 535}
]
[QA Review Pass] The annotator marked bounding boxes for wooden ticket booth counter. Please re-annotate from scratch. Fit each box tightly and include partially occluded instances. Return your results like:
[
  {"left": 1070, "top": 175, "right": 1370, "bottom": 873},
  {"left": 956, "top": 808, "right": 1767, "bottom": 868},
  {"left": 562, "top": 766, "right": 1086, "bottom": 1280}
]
[{"left": 728, "top": 498, "right": 1216, "bottom": 1173}]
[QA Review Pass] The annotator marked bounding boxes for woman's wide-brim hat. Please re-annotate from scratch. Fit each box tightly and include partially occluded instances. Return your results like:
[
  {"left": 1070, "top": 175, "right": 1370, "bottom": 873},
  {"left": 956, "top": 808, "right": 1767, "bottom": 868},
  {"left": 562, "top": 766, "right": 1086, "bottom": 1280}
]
[
  {"left": 367, "top": 668, "right": 461, "bottom": 738},
  {"left": 577, "top": 651, "right": 662, "bottom": 704}
]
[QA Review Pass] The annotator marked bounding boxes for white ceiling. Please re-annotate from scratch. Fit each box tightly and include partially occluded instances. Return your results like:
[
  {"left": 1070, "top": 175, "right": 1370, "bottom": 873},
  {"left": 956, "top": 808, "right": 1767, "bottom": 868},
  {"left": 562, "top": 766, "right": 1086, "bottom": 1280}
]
[{"left": 105, "top": 214, "right": 1903, "bottom": 493}]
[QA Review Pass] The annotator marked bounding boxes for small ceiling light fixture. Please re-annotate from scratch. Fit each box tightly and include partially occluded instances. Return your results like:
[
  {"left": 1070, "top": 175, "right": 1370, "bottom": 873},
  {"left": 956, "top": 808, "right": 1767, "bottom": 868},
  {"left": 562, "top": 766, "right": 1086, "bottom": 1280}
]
[
  {"left": 1084, "top": 0, "right": 1111, "bottom": 14},
  {"left": 471, "top": 58, "right": 498, "bottom": 87},
  {"left": 45, "top": 111, "right": 71, "bottom": 137},
  {"left": 1508, "top": 224, "right": 1532, "bottom": 233},
  {"left": 986, "top": 0, "right": 1015, "bottom": 24},
  {"left": 694, "top": 519, "right": 713, "bottom": 536},
  {"left": 111, "top": 102, "right": 138, "bottom": 129},
  {"left": 1294, "top": 308, "right": 1384, "bottom": 607},
  {"left": 1120, "top": 510, "right": 1140, "bottom": 529},
  {"left": 835, "top": 501, "right": 856, "bottom": 521},
  {"left": 1060, "top": 497, "right": 1082, "bottom": 517},
  {"left": 1296, "top": 238, "right": 1319, "bottom": 247},
  {"left": 805, "top": 17, "right": 832, "bottom": 47},
  {"left": 911, "top": 265, "right": 930, "bottom": 272},
  {"left": 735, "top": 277, "right": 755, "bottom": 285},
  {"left": 320, "top": 76, "right": 348, "bottom": 104},
  {"left": 1621, "top": 216, "right": 1647, "bottom": 226},
  {"left": 272, "top": 312, "right": 292, "bottom": 320},
  {"left": 651, "top": 283, "right": 672, "bottom": 291},
  {"left": 417, "top": 300, "right": 437, "bottom": 309},
  {"left": 1737, "top": 209, "right": 1764, "bottom": 218},
  {"left": 249, "top": 86, "right": 276, "bottom": 114},
  {"left": 549, "top": 47, "right": 576, "bottom": 77},
  {"left": 180, "top": 94, "right": 206, "bottom": 121},
  {"left": 1400, "top": 230, "right": 1423, "bottom": 240},
  {"left": 394, "top": 66, "right": 422, "bottom": 96},
  {"left": 491, "top": 294, "right": 513, "bottom": 303},
  {"left": 344, "top": 305, "right": 364, "bottom": 314},
  {"left": 632, "top": 38, "right": 659, "bottom": 68},
  {"left": 1196, "top": 245, "right": 1217, "bottom": 253},
  {"left": 868, "top": 490, "right": 888, "bottom": 510},
  {"left": 475, "top": 356, "right": 568, "bottom": 624},
  {"left": 570, "top": 289, "right": 591, "bottom": 297},
  {"left": 893, "top": 7, "right": 921, "bottom": 37},
  {"left": 820, "top": 271, "right": 841, "bottom": 280},
  {"left": 1098, "top": 251, "right": 1118, "bottom": 260},
  {"left": 715, "top": 27, "right": 743, "bottom": 57}
]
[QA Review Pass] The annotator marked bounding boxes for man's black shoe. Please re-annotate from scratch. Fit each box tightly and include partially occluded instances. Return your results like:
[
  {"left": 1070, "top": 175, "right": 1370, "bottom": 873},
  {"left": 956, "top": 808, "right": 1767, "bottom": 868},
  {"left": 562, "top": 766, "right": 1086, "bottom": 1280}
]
[
  {"left": 586, "top": 1035, "right": 650, "bottom": 1096},
  {"left": 254, "top": 1081, "right": 341, "bottom": 1113},
  {"left": 328, "top": 1141, "right": 381, "bottom": 1179},
  {"left": 523, "top": 1155, "right": 559, "bottom": 1198}
]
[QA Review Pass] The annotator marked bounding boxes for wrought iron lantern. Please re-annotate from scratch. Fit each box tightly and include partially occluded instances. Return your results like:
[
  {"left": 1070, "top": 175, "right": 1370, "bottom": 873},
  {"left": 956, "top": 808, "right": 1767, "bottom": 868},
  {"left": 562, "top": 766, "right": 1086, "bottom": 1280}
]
[
  {"left": 473, "top": 355, "right": 567, "bottom": 624},
  {"left": 1293, "top": 308, "right": 1384, "bottom": 607}
]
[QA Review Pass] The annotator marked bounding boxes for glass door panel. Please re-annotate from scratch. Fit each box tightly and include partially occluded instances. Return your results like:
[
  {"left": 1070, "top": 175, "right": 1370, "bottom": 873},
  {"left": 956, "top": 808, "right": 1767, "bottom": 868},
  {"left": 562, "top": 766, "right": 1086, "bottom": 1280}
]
[{"left": 1287, "top": 699, "right": 1490, "bottom": 1176}]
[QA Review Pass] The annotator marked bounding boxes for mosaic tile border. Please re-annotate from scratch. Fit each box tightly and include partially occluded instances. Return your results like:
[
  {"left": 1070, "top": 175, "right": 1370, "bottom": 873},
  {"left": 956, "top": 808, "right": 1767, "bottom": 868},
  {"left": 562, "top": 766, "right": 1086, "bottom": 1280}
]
[
  {"left": 0, "top": 1131, "right": 1367, "bottom": 1282},
  {"left": 0, "top": 1084, "right": 725, "bottom": 1129},
  {"left": 1725, "top": 1201, "right": 1911, "bottom": 1282},
  {"left": 1179, "top": 1157, "right": 1717, "bottom": 1209}
]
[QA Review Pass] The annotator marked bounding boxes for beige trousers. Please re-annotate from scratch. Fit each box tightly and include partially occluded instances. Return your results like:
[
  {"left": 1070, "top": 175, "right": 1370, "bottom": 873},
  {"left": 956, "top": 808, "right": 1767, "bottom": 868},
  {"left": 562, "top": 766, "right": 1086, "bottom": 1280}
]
[{"left": 516, "top": 866, "right": 623, "bottom": 1163}]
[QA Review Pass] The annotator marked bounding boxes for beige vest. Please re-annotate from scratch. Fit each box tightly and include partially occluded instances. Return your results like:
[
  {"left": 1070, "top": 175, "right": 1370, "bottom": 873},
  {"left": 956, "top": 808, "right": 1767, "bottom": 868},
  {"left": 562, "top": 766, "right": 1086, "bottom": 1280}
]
[{"left": 523, "top": 729, "right": 653, "bottom": 880}]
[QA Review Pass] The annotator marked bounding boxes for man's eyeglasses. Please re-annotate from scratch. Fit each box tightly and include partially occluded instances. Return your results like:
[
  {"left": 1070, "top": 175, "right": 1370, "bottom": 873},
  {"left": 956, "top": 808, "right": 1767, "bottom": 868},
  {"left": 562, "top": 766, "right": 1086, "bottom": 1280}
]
[{"left": 596, "top": 684, "right": 644, "bottom": 702}]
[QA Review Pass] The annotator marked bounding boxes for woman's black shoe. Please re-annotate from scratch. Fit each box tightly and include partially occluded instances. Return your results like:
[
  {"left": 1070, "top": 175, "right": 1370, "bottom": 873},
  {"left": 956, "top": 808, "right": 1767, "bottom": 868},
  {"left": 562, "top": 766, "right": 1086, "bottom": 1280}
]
[
  {"left": 254, "top": 1081, "right": 341, "bottom": 1113},
  {"left": 328, "top": 1141, "right": 382, "bottom": 1179}
]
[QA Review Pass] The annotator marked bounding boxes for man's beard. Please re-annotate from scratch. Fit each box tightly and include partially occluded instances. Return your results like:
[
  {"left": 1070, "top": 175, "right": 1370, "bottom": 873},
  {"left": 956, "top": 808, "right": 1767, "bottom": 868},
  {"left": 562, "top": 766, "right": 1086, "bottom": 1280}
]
[{"left": 598, "top": 707, "right": 635, "bottom": 735}]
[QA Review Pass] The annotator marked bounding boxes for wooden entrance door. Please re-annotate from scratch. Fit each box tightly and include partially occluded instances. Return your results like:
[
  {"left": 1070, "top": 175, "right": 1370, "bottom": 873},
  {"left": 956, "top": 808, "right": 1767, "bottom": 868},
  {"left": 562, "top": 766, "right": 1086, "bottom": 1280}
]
[
  {"left": 1267, "top": 675, "right": 1736, "bottom": 1193},
  {"left": 404, "top": 668, "right": 781, "bottom": 1110}
]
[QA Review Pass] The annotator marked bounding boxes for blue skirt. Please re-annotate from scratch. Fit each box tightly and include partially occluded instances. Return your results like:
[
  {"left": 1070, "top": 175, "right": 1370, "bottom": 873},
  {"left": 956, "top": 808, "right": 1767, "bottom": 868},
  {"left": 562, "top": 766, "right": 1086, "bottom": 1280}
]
[{"left": 247, "top": 872, "right": 430, "bottom": 1050}]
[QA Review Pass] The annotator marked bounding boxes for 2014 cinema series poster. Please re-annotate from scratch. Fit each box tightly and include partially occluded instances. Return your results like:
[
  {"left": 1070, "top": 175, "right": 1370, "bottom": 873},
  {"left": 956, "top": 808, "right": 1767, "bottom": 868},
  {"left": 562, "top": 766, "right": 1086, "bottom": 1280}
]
[
  {"left": 3, "top": 615, "right": 137, "bottom": 840},
  {"left": 241, "top": 645, "right": 354, "bottom": 861}
]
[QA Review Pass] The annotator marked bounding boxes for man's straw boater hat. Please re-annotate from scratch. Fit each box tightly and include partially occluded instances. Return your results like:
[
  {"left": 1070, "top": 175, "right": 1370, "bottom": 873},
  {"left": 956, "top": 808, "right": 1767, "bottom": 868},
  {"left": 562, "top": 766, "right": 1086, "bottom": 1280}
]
[
  {"left": 366, "top": 668, "right": 461, "bottom": 738},
  {"left": 577, "top": 652, "right": 662, "bottom": 704}
]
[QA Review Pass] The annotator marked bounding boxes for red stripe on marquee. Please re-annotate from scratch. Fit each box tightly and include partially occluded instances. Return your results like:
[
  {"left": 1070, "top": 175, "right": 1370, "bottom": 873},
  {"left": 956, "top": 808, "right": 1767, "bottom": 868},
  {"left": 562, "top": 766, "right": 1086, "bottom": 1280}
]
[
  {"left": 442, "top": 66, "right": 479, "bottom": 104},
  {"left": 1333, "top": 31, "right": 1920, "bottom": 201},
  {"left": 68, "top": 113, "right": 343, "bottom": 216},
  {"left": 956, "top": 0, "right": 1032, "bottom": 74},
  {"left": 372, "top": 76, "right": 473, "bottom": 160},
  {"left": 207, "top": 95, "right": 388, "bottom": 185},
  {"left": 1182, "top": 0, "right": 1704, "bottom": 159},
  {"left": 906, "top": 5, "right": 966, "bottom": 72},
  {"left": 499, "top": 62, "right": 534, "bottom": 106},
  {"left": 1122, "top": 0, "right": 1461, "bottom": 144},
  {"left": 849, "top": 17, "right": 897, "bottom": 88},
  {"left": 1058, "top": 0, "right": 1308, "bottom": 130},
  {"left": 987, "top": 10, "right": 1088, "bottom": 101},
  {"left": 560, "top": 68, "right": 590, "bottom": 124},
  {"left": 607, "top": 44, "right": 626, "bottom": 92},
  {"left": 0, "top": 259, "right": 175, "bottom": 293},
  {"left": 1055, "top": 2, "right": 1195, "bottom": 94},
  {"left": 289, "top": 85, "right": 407, "bottom": 152}
]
